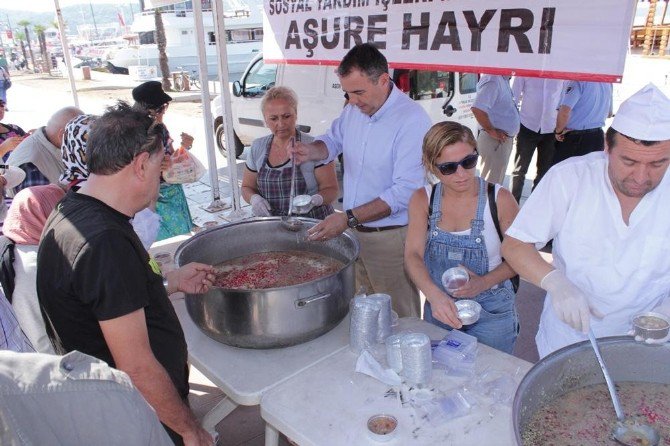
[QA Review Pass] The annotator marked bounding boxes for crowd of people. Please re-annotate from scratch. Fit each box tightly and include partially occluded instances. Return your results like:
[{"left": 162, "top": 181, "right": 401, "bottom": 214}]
[{"left": 0, "top": 42, "right": 669, "bottom": 445}]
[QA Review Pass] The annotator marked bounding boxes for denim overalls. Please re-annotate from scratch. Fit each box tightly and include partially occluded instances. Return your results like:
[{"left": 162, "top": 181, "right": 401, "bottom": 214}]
[{"left": 423, "top": 178, "right": 519, "bottom": 353}]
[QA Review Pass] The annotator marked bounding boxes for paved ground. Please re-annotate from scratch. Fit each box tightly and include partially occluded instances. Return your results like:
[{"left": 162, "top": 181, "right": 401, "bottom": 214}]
[{"left": 4, "top": 52, "right": 670, "bottom": 445}]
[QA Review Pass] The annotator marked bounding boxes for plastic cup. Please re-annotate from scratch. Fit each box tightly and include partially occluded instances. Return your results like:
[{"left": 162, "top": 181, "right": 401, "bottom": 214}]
[
  {"left": 454, "top": 300, "right": 482, "bottom": 325},
  {"left": 441, "top": 267, "right": 469, "bottom": 295}
]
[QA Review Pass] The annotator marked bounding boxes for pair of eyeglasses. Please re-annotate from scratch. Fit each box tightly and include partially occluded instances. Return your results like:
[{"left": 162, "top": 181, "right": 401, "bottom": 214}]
[{"left": 435, "top": 150, "right": 479, "bottom": 175}]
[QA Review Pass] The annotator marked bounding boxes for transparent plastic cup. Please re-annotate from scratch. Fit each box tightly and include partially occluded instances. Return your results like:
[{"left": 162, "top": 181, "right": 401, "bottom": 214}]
[{"left": 441, "top": 267, "right": 469, "bottom": 295}]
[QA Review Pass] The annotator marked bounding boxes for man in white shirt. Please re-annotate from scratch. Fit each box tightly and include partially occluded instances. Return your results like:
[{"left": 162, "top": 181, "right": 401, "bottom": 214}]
[
  {"left": 510, "top": 77, "right": 563, "bottom": 202},
  {"left": 502, "top": 83, "right": 670, "bottom": 358},
  {"left": 291, "top": 44, "right": 431, "bottom": 318}
]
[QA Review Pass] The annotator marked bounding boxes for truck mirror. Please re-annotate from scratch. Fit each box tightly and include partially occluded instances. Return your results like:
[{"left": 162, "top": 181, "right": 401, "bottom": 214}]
[{"left": 232, "top": 81, "right": 242, "bottom": 97}]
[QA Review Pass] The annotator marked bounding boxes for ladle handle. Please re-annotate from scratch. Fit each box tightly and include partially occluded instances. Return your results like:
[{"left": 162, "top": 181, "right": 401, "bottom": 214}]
[
  {"left": 588, "top": 329, "right": 625, "bottom": 421},
  {"left": 288, "top": 138, "right": 296, "bottom": 217}
]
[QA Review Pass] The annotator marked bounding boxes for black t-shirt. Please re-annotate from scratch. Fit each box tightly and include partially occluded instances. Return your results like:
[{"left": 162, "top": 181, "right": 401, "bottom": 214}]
[{"left": 37, "top": 191, "right": 189, "bottom": 398}]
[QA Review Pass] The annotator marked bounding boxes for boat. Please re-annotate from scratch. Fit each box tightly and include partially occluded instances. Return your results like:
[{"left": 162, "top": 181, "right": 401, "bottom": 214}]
[{"left": 107, "top": 0, "right": 263, "bottom": 79}]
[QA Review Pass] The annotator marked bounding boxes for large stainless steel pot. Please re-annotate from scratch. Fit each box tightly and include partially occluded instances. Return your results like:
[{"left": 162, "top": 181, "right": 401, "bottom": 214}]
[
  {"left": 513, "top": 337, "right": 670, "bottom": 444},
  {"left": 174, "top": 217, "right": 359, "bottom": 349}
]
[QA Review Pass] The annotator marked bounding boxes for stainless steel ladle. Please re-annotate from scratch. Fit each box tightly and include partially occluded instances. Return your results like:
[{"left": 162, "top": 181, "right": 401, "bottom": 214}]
[
  {"left": 588, "top": 329, "right": 660, "bottom": 446},
  {"left": 281, "top": 138, "right": 303, "bottom": 232}
]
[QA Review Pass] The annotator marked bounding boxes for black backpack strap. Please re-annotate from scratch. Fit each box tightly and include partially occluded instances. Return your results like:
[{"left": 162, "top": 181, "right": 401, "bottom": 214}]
[
  {"left": 487, "top": 182, "right": 520, "bottom": 293},
  {"left": 487, "top": 182, "right": 504, "bottom": 241},
  {"left": 0, "top": 236, "right": 17, "bottom": 303},
  {"left": 427, "top": 183, "right": 438, "bottom": 228}
]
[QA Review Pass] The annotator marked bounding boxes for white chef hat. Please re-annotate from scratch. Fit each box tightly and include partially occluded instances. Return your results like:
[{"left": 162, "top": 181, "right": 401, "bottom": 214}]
[{"left": 611, "top": 83, "right": 670, "bottom": 141}]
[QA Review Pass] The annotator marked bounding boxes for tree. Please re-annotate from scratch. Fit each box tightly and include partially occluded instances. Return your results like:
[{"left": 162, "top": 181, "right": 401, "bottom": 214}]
[
  {"left": 34, "top": 24, "right": 50, "bottom": 73},
  {"left": 154, "top": 8, "right": 171, "bottom": 91},
  {"left": 14, "top": 31, "right": 29, "bottom": 70},
  {"left": 17, "top": 20, "right": 37, "bottom": 72}
]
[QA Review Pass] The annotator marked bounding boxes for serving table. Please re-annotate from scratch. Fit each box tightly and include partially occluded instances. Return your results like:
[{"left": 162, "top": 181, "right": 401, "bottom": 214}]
[
  {"left": 260, "top": 318, "right": 533, "bottom": 446},
  {"left": 150, "top": 236, "right": 351, "bottom": 433}
]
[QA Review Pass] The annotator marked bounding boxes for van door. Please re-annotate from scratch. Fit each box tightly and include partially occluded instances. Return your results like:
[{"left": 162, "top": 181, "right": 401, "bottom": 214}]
[{"left": 393, "top": 70, "right": 478, "bottom": 133}]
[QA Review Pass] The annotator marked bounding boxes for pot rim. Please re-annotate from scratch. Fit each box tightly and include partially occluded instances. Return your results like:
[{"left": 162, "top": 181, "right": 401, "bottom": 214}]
[
  {"left": 512, "top": 335, "right": 664, "bottom": 445},
  {"left": 174, "top": 216, "right": 360, "bottom": 292}
]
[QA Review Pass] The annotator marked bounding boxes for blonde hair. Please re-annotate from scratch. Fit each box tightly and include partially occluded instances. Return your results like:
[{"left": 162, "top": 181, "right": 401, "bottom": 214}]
[
  {"left": 422, "top": 121, "right": 476, "bottom": 176},
  {"left": 261, "top": 86, "right": 298, "bottom": 114}
]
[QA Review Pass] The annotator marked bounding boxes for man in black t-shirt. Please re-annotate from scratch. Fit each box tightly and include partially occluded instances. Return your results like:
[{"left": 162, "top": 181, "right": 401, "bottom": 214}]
[{"left": 37, "top": 102, "right": 216, "bottom": 446}]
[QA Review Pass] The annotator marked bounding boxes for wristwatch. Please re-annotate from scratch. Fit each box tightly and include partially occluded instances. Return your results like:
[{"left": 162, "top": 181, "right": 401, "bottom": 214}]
[{"left": 345, "top": 209, "right": 359, "bottom": 228}]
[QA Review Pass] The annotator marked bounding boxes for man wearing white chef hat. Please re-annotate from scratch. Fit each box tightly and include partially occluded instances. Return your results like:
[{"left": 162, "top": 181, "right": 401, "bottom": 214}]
[{"left": 502, "top": 83, "right": 670, "bottom": 357}]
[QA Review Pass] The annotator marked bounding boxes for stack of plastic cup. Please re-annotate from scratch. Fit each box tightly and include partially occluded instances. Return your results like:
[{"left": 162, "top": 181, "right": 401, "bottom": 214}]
[
  {"left": 400, "top": 333, "right": 432, "bottom": 386},
  {"left": 367, "top": 293, "right": 392, "bottom": 342},
  {"left": 385, "top": 334, "right": 404, "bottom": 374},
  {"left": 350, "top": 297, "right": 382, "bottom": 354}
]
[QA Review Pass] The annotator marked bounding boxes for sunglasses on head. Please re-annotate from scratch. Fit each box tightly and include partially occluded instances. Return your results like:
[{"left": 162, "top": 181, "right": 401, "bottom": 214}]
[{"left": 435, "top": 150, "right": 479, "bottom": 175}]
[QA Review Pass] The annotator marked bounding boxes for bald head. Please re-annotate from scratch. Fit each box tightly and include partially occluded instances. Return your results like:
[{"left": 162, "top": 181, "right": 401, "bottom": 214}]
[{"left": 45, "top": 106, "right": 84, "bottom": 147}]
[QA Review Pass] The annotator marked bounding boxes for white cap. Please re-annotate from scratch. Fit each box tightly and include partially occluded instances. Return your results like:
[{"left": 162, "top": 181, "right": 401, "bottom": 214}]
[
  {"left": 611, "top": 83, "right": 670, "bottom": 141},
  {"left": 1, "top": 165, "right": 26, "bottom": 189}
]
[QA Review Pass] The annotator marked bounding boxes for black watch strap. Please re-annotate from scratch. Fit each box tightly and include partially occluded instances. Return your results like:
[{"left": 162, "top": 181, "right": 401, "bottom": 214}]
[{"left": 346, "top": 209, "right": 359, "bottom": 228}]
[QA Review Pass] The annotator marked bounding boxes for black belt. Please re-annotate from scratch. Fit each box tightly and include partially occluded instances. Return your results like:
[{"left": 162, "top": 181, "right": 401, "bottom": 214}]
[
  {"left": 568, "top": 128, "right": 602, "bottom": 135},
  {"left": 355, "top": 224, "right": 405, "bottom": 233}
]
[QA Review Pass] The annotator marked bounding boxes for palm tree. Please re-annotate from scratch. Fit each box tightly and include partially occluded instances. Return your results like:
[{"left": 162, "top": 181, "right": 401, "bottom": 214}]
[
  {"left": 14, "top": 31, "right": 29, "bottom": 70},
  {"left": 34, "top": 24, "right": 50, "bottom": 73},
  {"left": 154, "top": 8, "right": 171, "bottom": 91},
  {"left": 17, "top": 20, "right": 37, "bottom": 72}
]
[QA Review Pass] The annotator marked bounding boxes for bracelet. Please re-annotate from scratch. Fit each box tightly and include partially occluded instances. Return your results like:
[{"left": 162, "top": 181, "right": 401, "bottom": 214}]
[{"left": 554, "top": 128, "right": 564, "bottom": 134}]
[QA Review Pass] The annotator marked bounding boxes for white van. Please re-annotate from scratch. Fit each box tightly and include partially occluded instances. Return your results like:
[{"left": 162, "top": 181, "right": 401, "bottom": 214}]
[{"left": 212, "top": 53, "right": 478, "bottom": 158}]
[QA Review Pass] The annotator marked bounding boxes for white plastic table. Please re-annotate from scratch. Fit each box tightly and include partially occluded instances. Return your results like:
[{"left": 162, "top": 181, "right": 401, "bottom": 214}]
[
  {"left": 260, "top": 318, "right": 533, "bottom": 446},
  {"left": 151, "top": 237, "right": 351, "bottom": 433}
]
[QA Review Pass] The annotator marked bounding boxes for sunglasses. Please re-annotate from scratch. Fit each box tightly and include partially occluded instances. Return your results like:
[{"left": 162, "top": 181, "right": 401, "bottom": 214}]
[{"left": 435, "top": 150, "right": 479, "bottom": 175}]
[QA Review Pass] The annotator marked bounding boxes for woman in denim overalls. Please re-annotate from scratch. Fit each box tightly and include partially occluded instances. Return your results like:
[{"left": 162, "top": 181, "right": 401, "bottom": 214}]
[{"left": 405, "top": 122, "right": 520, "bottom": 353}]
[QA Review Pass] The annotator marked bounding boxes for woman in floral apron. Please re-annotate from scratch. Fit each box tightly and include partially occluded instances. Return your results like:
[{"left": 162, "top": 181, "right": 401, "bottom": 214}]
[
  {"left": 241, "top": 87, "right": 337, "bottom": 219},
  {"left": 405, "top": 121, "right": 520, "bottom": 353}
]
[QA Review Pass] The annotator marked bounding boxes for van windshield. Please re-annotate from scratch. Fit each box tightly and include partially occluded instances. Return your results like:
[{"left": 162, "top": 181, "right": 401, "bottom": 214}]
[{"left": 244, "top": 59, "right": 277, "bottom": 96}]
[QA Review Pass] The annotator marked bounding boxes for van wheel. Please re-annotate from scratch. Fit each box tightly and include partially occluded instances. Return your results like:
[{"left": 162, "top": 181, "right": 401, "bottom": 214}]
[{"left": 215, "top": 123, "right": 244, "bottom": 159}]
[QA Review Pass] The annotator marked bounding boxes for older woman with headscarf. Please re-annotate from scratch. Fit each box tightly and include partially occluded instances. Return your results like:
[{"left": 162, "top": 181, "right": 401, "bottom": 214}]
[
  {"left": 2, "top": 184, "right": 65, "bottom": 353},
  {"left": 60, "top": 114, "right": 96, "bottom": 191}
]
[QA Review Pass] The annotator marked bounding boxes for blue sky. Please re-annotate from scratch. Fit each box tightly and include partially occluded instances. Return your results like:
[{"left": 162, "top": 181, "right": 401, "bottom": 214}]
[{"left": 0, "top": 0, "right": 131, "bottom": 13}]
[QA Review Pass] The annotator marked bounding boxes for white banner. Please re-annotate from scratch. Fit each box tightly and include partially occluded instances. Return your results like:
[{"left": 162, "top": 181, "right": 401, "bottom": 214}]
[{"left": 263, "top": 0, "right": 636, "bottom": 82}]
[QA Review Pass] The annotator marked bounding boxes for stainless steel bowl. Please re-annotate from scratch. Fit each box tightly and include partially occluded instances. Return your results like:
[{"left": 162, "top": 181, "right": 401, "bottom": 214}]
[
  {"left": 513, "top": 337, "right": 670, "bottom": 444},
  {"left": 633, "top": 312, "right": 670, "bottom": 340},
  {"left": 174, "top": 217, "right": 359, "bottom": 348}
]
